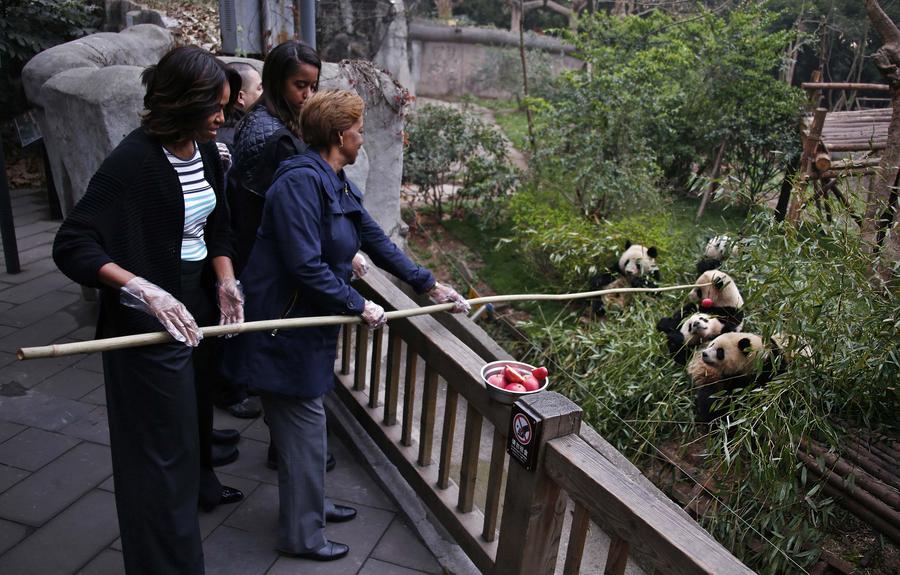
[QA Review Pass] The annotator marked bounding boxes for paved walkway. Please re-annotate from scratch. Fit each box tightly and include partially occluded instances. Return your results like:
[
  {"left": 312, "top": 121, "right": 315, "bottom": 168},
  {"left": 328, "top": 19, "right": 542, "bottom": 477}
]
[{"left": 0, "top": 187, "right": 443, "bottom": 575}]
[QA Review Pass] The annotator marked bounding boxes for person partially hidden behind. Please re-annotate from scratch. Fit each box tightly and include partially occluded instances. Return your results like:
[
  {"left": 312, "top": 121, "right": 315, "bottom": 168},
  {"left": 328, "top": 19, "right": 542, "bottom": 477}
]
[
  {"left": 225, "top": 89, "right": 470, "bottom": 561},
  {"left": 53, "top": 46, "right": 246, "bottom": 574}
]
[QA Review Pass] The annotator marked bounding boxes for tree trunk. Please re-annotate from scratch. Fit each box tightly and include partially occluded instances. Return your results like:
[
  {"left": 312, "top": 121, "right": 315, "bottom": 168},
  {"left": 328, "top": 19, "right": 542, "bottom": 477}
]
[
  {"left": 863, "top": 0, "right": 900, "bottom": 278},
  {"left": 435, "top": 0, "right": 454, "bottom": 20}
]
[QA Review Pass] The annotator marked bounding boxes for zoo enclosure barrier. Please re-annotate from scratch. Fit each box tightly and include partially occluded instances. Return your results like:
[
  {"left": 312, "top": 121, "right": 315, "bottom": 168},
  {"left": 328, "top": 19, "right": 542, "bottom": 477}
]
[{"left": 333, "top": 268, "right": 754, "bottom": 574}]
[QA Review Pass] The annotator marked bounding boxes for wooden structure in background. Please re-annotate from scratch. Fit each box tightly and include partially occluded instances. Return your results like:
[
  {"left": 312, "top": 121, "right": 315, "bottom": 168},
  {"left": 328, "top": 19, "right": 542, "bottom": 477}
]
[{"left": 788, "top": 79, "right": 892, "bottom": 222}]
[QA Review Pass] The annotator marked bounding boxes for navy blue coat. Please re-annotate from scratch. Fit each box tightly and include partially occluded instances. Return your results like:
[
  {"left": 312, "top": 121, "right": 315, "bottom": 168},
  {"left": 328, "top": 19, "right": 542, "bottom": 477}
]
[{"left": 226, "top": 149, "right": 435, "bottom": 398}]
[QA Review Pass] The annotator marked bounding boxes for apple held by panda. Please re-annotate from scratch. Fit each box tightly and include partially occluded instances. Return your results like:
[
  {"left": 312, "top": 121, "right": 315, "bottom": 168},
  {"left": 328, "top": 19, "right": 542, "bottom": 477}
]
[
  {"left": 589, "top": 241, "right": 660, "bottom": 317},
  {"left": 687, "top": 332, "right": 786, "bottom": 424},
  {"left": 656, "top": 269, "right": 744, "bottom": 364}
]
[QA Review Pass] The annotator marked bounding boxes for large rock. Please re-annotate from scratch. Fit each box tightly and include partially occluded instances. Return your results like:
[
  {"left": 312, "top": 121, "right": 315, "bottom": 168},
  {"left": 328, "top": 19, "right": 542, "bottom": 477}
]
[
  {"left": 22, "top": 24, "right": 174, "bottom": 214},
  {"left": 22, "top": 26, "right": 409, "bottom": 244},
  {"left": 320, "top": 60, "right": 409, "bottom": 242}
]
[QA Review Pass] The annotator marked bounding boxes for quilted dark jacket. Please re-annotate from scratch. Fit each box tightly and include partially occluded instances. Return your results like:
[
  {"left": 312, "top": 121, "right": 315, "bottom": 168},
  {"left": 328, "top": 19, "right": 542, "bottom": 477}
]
[
  {"left": 228, "top": 104, "right": 306, "bottom": 274},
  {"left": 232, "top": 105, "right": 285, "bottom": 193}
]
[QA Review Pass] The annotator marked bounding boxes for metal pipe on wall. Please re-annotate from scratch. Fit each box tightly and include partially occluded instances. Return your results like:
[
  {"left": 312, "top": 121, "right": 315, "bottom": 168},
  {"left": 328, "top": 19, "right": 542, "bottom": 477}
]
[{"left": 300, "top": 0, "right": 316, "bottom": 48}]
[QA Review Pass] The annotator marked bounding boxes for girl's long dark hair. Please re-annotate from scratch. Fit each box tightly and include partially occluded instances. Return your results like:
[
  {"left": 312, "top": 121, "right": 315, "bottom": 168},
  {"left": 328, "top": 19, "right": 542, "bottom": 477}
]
[
  {"left": 141, "top": 46, "right": 238, "bottom": 143},
  {"left": 261, "top": 41, "right": 321, "bottom": 136}
]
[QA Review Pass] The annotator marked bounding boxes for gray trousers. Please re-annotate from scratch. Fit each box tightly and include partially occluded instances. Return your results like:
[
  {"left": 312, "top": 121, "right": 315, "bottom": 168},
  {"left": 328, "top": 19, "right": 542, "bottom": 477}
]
[{"left": 261, "top": 392, "right": 330, "bottom": 554}]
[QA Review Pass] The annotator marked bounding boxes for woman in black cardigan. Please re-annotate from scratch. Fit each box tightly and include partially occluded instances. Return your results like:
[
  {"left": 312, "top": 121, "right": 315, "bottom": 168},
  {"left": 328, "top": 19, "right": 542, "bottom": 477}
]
[{"left": 53, "top": 47, "right": 244, "bottom": 574}]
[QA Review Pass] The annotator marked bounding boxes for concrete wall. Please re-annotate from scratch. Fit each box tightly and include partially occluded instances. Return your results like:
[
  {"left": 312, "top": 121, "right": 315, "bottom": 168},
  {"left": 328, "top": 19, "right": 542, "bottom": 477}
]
[
  {"left": 21, "top": 26, "right": 409, "bottom": 244},
  {"left": 405, "top": 21, "right": 581, "bottom": 100}
]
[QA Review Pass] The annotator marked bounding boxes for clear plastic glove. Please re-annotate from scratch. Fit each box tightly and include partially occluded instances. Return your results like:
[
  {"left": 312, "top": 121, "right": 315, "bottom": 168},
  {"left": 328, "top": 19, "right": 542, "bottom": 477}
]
[
  {"left": 351, "top": 252, "right": 369, "bottom": 281},
  {"left": 120, "top": 277, "right": 202, "bottom": 346},
  {"left": 216, "top": 142, "right": 232, "bottom": 171},
  {"left": 428, "top": 281, "right": 471, "bottom": 314},
  {"left": 361, "top": 300, "right": 386, "bottom": 330},
  {"left": 216, "top": 278, "right": 244, "bottom": 335}
]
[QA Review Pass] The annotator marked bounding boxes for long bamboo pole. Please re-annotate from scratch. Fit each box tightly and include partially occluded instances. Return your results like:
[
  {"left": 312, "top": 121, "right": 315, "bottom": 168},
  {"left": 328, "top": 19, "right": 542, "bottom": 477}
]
[{"left": 16, "top": 282, "right": 709, "bottom": 361}]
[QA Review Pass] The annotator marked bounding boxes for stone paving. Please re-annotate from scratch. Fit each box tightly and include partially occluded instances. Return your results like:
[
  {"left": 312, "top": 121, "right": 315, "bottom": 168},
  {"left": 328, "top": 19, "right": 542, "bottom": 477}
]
[{"left": 0, "top": 187, "right": 443, "bottom": 575}]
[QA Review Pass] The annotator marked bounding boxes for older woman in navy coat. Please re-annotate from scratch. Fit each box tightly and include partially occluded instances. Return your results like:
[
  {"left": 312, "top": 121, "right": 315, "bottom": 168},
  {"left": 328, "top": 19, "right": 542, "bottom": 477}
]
[{"left": 228, "top": 90, "right": 469, "bottom": 561}]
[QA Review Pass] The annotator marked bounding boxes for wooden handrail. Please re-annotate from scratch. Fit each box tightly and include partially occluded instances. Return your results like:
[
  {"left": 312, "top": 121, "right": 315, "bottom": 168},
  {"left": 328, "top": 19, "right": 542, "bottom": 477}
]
[{"left": 545, "top": 435, "right": 755, "bottom": 574}]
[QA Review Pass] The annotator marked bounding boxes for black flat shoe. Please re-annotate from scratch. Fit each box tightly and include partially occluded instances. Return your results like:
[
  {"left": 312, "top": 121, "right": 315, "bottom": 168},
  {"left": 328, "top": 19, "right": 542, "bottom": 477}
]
[
  {"left": 212, "top": 444, "right": 239, "bottom": 467},
  {"left": 200, "top": 485, "right": 244, "bottom": 512},
  {"left": 326, "top": 451, "right": 336, "bottom": 472},
  {"left": 326, "top": 504, "right": 357, "bottom": 523},
  {"left": 211, "top": 428, "right": 240, "bottom": 445},
  {"left": 295, "top": 541, "right": 349, "bottom": 561}
]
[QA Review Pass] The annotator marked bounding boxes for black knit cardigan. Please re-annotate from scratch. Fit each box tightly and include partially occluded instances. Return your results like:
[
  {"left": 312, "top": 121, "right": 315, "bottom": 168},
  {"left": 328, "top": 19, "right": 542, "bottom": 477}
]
[{"left": 53, "top": 127, "right": 234, "bottom": 337}]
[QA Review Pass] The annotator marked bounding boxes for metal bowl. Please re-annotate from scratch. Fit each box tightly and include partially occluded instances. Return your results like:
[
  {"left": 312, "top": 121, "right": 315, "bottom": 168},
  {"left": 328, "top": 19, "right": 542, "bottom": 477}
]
[{"left": 481, "top": 360, "right": 550, "bottom": 405}]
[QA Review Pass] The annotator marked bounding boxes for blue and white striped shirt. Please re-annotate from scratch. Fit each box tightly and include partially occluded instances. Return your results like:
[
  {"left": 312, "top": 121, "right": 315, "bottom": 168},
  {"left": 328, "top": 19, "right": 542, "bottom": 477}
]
[{"left": 164, "top": 144, "right": 217, "bottom": 261}]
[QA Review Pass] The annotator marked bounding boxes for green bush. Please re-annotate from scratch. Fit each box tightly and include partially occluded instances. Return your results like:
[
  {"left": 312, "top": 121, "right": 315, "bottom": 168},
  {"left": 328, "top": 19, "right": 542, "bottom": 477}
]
[
  {"left": 403, "top": 104, "right": 518, "bottom": 222},
  {"left": 0, "top": 0, "right": 100, "bottom": 117},
  {"left": 516, "top": 210, "right": 899, "bottom": 573}
]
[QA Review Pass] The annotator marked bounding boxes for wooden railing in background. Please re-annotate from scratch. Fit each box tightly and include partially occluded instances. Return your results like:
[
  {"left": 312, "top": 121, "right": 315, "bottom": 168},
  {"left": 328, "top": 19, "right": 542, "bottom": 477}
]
[{"left": 334, "top": 268, "right": 753, "bottom": 574}]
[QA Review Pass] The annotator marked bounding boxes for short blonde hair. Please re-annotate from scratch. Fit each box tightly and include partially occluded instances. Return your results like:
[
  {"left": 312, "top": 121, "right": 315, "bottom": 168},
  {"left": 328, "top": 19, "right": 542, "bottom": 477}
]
[{"left": 300, "top": 90, "right": 365, "bottom": 149}]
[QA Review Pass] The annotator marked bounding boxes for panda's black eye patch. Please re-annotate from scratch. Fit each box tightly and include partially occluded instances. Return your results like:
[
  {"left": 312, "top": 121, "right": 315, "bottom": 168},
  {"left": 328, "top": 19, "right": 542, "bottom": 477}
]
[
  {"left": 716, "top": 348, "right": 725, "bottom": 360},
  {"left": 695, "top": 288, "right": 703, "bottom": 298}
]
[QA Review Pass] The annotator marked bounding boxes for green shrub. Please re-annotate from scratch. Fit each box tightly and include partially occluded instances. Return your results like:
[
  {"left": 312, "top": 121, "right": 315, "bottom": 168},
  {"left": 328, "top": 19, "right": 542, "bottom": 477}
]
[{"left": 403, "top": 104, "right": 519, "bottom": 222}]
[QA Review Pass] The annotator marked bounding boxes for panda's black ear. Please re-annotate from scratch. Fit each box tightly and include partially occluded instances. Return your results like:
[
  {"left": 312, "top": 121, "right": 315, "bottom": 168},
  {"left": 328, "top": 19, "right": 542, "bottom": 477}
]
[
  {"left": 738, "top": 337, "right": 753, "bottom": 355},
  {"left": 647, "top": 246, "right": 658, "bottom": 258},
  {"left": 624, "top": 240, "right": 632, "bottom": 249}
]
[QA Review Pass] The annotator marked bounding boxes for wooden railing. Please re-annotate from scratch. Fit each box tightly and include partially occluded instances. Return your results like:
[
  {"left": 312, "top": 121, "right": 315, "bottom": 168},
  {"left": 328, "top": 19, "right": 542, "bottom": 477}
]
[{"left": 334, "top": 268, "right": 753, "bottom": 574}]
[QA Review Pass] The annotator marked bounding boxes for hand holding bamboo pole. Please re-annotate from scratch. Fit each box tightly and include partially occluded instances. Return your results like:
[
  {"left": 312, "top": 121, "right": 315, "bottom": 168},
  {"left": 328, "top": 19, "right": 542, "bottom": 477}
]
[{"left": 16, "top": 282, "right": 710, "bottom": 361}]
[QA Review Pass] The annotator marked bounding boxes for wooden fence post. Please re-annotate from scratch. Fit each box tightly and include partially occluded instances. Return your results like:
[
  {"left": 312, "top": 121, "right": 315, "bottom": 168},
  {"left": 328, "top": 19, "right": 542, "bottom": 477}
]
[{"left": 493, "top": 392, "right": 582, "bottom": 575}]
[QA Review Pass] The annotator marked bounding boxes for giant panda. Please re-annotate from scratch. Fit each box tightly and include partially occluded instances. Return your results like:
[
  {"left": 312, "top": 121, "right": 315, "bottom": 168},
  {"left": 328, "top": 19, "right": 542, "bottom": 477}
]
[
  {"left": 696, "top": 235, "right": 732, "bottom": 275},
  {"left": 661, "top": 312, "right": 728, "bottom": 365},
  {"left": 687, "top": 332, "right": 783, "bottom": 423},
  {"left": 590, "top": 242, "right": 659, "bottom": 316},
  {"left": 656, "top": 269, "right": 744, "bottom": 363}
]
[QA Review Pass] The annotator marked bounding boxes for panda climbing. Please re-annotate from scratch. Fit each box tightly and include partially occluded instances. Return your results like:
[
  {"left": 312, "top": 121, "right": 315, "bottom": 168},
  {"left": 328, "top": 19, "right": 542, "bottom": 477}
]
[
  {"left": 589, "top": 242, "right": 660, "bottom": 316},
  {"left": 696, "top": 235, "right": 733, "bottom": 275},
  {"left": 687, "top": 332, "right": 783, "bottom": 423},
  {"left": 656, "top": 269, "right": 744, "bottom": 364}
]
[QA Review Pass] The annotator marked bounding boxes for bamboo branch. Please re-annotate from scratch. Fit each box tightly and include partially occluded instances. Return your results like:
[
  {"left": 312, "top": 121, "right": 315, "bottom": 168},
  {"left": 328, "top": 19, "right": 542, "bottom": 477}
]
[{"left": 16, "top": 282, "right": 710, "bottom": 361}]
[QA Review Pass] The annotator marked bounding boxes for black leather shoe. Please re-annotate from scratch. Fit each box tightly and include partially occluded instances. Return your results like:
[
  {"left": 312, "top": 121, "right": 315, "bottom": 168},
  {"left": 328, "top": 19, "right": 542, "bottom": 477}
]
[
  {"left": 326, "top": 451, "right": 336, "bottom": 472},
  {"left": 326, "top": 504, "right": 357, "bottom": 523},
  {"left": 227, "top": 397, "right": 261, "bottom": 419},
  {"left": 211, "top": 444, "right": 239, "bottom": 467},
  {"left": 211, "top": 428, "right": 240, "bottom": 445},
  {"left": 200, "top": 485, "right": 244, "bottom": 512},
  {"left": 219, "top": 486, "right": 243, "bottom": 505},
  {"left": 296, "top": 541, "right": 349, "bottom": 561}
]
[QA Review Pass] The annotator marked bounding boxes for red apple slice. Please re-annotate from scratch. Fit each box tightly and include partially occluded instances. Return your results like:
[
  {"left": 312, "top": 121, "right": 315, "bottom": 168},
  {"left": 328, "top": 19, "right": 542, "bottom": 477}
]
[
  {"left": 505, "top": 383, "right": 527, "bottom": 393},
  {"left": 503, "top": 366, "right": 526, "bottom": 385}
]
